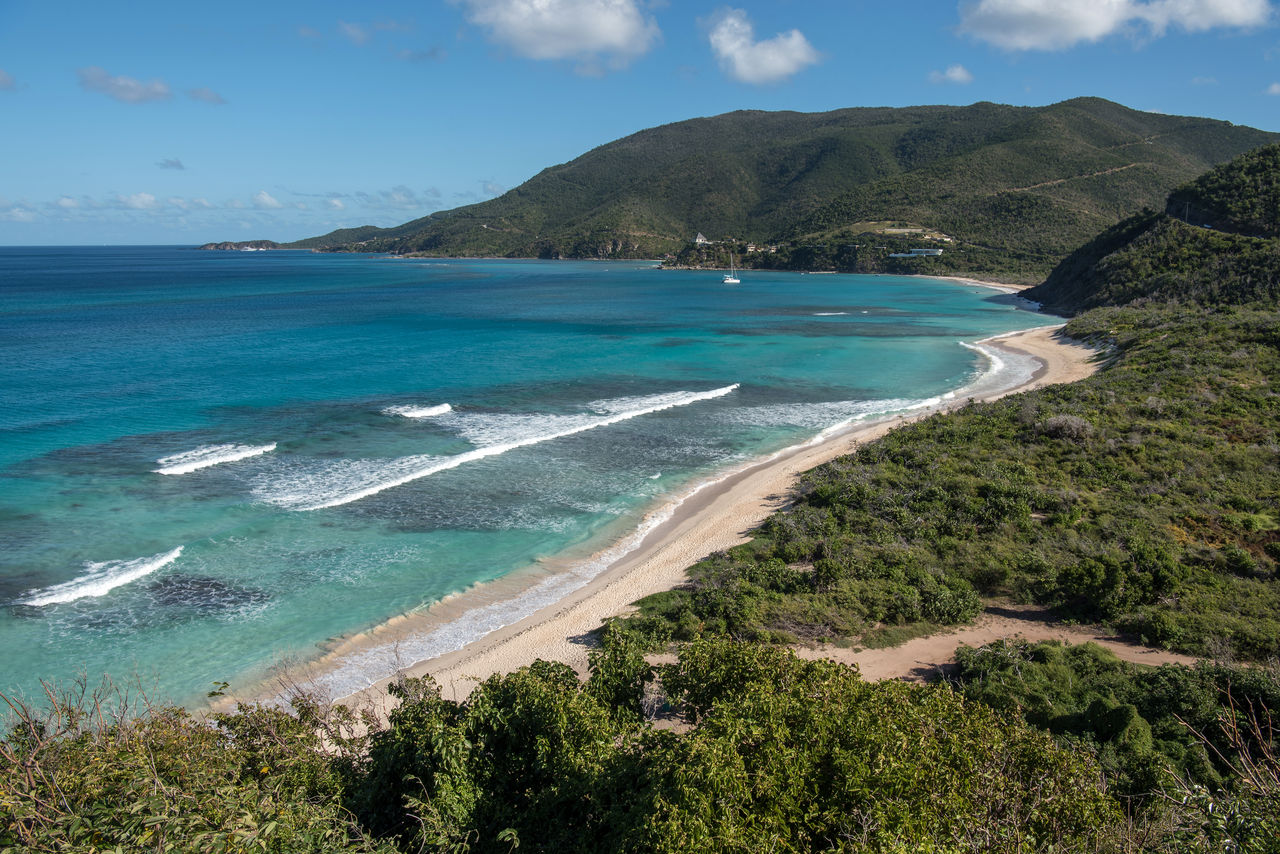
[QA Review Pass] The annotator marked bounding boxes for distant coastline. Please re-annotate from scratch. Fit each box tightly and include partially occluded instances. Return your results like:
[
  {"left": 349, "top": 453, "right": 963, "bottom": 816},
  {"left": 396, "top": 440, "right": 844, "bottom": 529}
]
[{"left": 197, "top": 240, "right": 283, "bottom": 251}]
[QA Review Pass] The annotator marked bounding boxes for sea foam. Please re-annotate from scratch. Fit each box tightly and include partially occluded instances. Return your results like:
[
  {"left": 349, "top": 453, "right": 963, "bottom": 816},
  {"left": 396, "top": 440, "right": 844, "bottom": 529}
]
[
  {"left": 383, "top": 403, "right": 453, "bottom": 418},
  {"left": 257, "top": 385, "right": 739, "bottom": 511},
  {"left": 17, "top": 547, "right": 183, "bottom": 606},
  {"left": 155, "top": 443, "right": 276, "bottom": 475},
  {"left": 718, "top": 397, "right": 926, "bottom": 433},
  {"left": 957, "top": 333, "right": 1045, "bottom": 398},
  {"left": 284, "top": 471, "right": 723, "bottom": 701}
]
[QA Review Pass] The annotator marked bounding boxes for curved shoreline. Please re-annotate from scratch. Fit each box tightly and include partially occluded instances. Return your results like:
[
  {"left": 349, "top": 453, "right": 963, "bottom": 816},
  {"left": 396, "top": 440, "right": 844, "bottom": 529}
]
[{"left": 280, "top": 318, "right": 1102, "bottom": 715}]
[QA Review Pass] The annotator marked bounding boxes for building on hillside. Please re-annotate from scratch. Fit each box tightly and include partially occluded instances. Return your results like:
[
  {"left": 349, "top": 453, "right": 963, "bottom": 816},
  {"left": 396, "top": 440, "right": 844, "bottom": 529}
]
[
  {"left": 694, "top": 233, "right": 710, "bottom": 245},
  {"left": 888, "top": 248, "right": 945, "bottom": 258}
]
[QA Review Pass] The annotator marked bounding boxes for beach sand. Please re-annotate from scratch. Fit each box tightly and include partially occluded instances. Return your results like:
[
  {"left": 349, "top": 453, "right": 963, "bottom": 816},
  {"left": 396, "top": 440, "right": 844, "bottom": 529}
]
[{"left": 314, "top": 319, "right": 1105, "bottom": 714}]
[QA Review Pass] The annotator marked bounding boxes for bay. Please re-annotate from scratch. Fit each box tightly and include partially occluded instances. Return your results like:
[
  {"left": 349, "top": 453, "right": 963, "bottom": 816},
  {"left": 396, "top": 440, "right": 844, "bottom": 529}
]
[{"left": 0, "top": 247, "right": 1045, "bottom": 704}]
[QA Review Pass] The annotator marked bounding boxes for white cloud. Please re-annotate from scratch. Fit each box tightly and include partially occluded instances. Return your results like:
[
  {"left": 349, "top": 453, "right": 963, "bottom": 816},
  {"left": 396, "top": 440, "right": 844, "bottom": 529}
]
[
  {"left": 192, "top": 197, "right": 214, "bottom": 209},
  {"left": 187, "top": 87, "right": 227, "bottom": 105},
  {"left": 157, "top": 158, "right": 186, "bottom": 170},
  {"left": 1141, "top": 0, "right": 1272, "bottom": 34},
  {"left": 454, "top": 0, "right": 660, "bottom": 70},
  {"left": 930, "top": 63, "right": 975, "bottom": 83},
  {"left": 328, "top": 198, "right": 345, "bottom": 210},
  {"left": 77, "top": 66, "right": 171, "bottom": 103},
  {"left": 1268, "top": 81, "right": 1280, "bottom": 93},
  {"left": 482, "top": 180, "right": 506, "bottom": 196},
  {"left": 253, "top": 191, "right": 284, "bottom": 209},
  {"left": 0, "top": 69, "right": 15, "bottom": 91},
  {"left": 958, "top": 0, "right": 1273, "bottom": 50},
  {"left": 116, "top": 192, "right": 159, "bottom": 210},
  {"left": 56, "top": 197, "right": 79, "bottom": 209},
  {"left": 708, "top": 8, "right": 820, "bottom": 85},
  {"left": 339, "top": 21, "right": 370, "bottom": 45},
  {"left": 1, "top": 206, "right": 37, "bottom": 222},
  {"left": 352, "top": 185, "right": 440, "bottom": 210},
  {"left": 1191, "top": 75, "right": 1219, "bottom": 84}
]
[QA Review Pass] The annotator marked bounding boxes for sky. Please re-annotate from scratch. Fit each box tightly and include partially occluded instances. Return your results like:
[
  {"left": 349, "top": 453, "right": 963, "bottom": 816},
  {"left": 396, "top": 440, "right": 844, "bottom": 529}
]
[{"left": 3, "top": 0, "right": 1280, "bottom": 245}]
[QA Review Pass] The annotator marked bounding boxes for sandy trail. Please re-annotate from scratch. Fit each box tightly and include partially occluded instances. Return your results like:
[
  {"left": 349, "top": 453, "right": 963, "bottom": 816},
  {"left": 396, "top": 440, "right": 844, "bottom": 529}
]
[{"left": 795, "top": 604, "right": 1201, "bottom": 683}]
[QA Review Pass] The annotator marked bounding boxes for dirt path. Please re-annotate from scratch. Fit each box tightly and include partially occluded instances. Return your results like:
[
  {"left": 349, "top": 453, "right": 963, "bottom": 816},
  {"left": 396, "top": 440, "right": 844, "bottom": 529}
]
[
  {"left": 793, "top": 604, "right": 1202, "bottom": 681},
  {"left": 1003, "top": 163, "right": 1141, "bottom": 193}
]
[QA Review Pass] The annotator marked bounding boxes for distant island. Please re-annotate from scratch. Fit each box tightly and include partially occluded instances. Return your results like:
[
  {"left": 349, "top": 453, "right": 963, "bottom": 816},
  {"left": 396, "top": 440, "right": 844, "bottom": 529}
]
[
  {"left": 197, "top": 240, "right": 282, "bottom": 251},
  {"left": 215, "top": 97, "right": 1279, "bottom": 283}
]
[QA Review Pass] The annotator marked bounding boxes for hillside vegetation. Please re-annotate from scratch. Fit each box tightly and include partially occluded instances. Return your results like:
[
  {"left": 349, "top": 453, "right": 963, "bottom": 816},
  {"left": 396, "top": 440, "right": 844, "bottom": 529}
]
[
  {"left": 1166, "top": 142, "right": 1280, "bottom": 237},
  {"left": 289, "top": 98, "right": 1276, "bottom": 279},
  {"left": 619, "top": 144, "right": 1280, "bottom": 666}
]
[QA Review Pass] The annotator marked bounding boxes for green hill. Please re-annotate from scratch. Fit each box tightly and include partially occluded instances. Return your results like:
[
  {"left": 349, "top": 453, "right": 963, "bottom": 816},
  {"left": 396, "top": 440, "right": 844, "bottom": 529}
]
[
  {"left": 1166, "top": 141, "right": 1280, "bottom": 237},
  {"left": 1027, "top": 142, "right": 1280, "bottom": 313},
  {"left": 291, "top": 98, "right": 1277, "bottom": 278}
]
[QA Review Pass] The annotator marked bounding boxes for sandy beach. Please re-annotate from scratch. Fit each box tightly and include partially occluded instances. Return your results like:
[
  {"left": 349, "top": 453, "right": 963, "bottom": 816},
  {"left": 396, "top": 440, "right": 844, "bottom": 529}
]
[{"left": 307, "top": 315, "right": 1105, "bottom": 714}]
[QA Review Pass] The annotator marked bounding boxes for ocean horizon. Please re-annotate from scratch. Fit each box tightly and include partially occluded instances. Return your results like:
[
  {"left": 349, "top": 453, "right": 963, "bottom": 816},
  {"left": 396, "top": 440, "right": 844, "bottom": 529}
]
[{"left": 0, "top": 246, "right": 1048, "bottom": 705}]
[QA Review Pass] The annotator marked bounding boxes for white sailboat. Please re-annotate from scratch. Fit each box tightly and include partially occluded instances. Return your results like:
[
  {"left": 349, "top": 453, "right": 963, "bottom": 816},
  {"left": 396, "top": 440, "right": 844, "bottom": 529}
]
[{"left": 722, "top": 252, "right": 740, "bottom": 284}]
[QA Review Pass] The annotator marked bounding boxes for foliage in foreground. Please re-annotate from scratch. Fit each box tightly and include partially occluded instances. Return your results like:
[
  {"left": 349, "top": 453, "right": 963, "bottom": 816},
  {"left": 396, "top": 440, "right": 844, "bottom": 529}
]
[
  {"left": 0, "top": 679, "right": 393, "bottom": 853},
  {"left": 950, "top": 640, "right": 1280, "bottom": 801},
  {"left": 6, "top": 637, "right": 1280, "bottom": 852},
  {"left": 4, "top": 639, "right": 1124, "bottom": 853},
  {"left": 359, "top": 639, "right": 1119, "bottom": 853}
]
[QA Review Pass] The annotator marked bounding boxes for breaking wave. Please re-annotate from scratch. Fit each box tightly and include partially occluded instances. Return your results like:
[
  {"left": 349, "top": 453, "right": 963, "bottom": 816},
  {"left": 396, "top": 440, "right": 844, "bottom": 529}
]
[
  {"left": 383, "top": 403, "right": 453, "bottom": 418},
  {"left": 155, "top": 444, "right": 276, "bottom": 475},
  {"left": 257, "top": 385, "right": 740, "bottom": 511},
  {"left": 17, "top": 547, "right": 184, "bottom": 606}
]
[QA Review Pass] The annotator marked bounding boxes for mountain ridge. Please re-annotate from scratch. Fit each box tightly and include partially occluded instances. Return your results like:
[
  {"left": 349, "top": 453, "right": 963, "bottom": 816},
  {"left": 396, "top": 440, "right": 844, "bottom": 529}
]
[{"left": 272, "top": 97, "right": 1278, "bottom": 279}]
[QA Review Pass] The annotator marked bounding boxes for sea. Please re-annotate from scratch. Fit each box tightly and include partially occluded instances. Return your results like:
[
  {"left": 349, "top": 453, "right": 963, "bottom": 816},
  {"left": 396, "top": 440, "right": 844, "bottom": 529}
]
[{"left": 0, "top": 246, "right": 1049, "bottom": 706}]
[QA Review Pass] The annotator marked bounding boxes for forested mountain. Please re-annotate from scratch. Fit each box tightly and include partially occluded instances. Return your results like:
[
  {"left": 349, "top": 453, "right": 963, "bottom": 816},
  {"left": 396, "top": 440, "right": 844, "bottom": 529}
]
[
  {"left": 1028, "top": 142, "right": 1280, "bottom": 313},
  {"left": 290, "top": 98, "right": 1277, "bottom": 278}
]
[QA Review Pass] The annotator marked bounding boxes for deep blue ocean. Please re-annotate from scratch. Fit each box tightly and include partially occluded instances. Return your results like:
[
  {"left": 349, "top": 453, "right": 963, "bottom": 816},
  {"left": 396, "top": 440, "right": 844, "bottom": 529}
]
[{"left": 0, "top": 247, "right": 1048, "bottom": 704}]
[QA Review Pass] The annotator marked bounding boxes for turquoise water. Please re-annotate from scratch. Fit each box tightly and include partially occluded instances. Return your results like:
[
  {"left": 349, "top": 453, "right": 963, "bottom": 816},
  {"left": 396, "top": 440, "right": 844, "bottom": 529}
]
[{"left": 0, "top": 247, "right": 1046, "bottom": 704}]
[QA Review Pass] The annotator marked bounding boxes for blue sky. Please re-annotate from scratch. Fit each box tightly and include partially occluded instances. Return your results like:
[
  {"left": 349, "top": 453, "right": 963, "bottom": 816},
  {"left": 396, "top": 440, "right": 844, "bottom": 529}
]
[{"left": 3, "top": 0, "right": 1279, "bottom": 245}]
